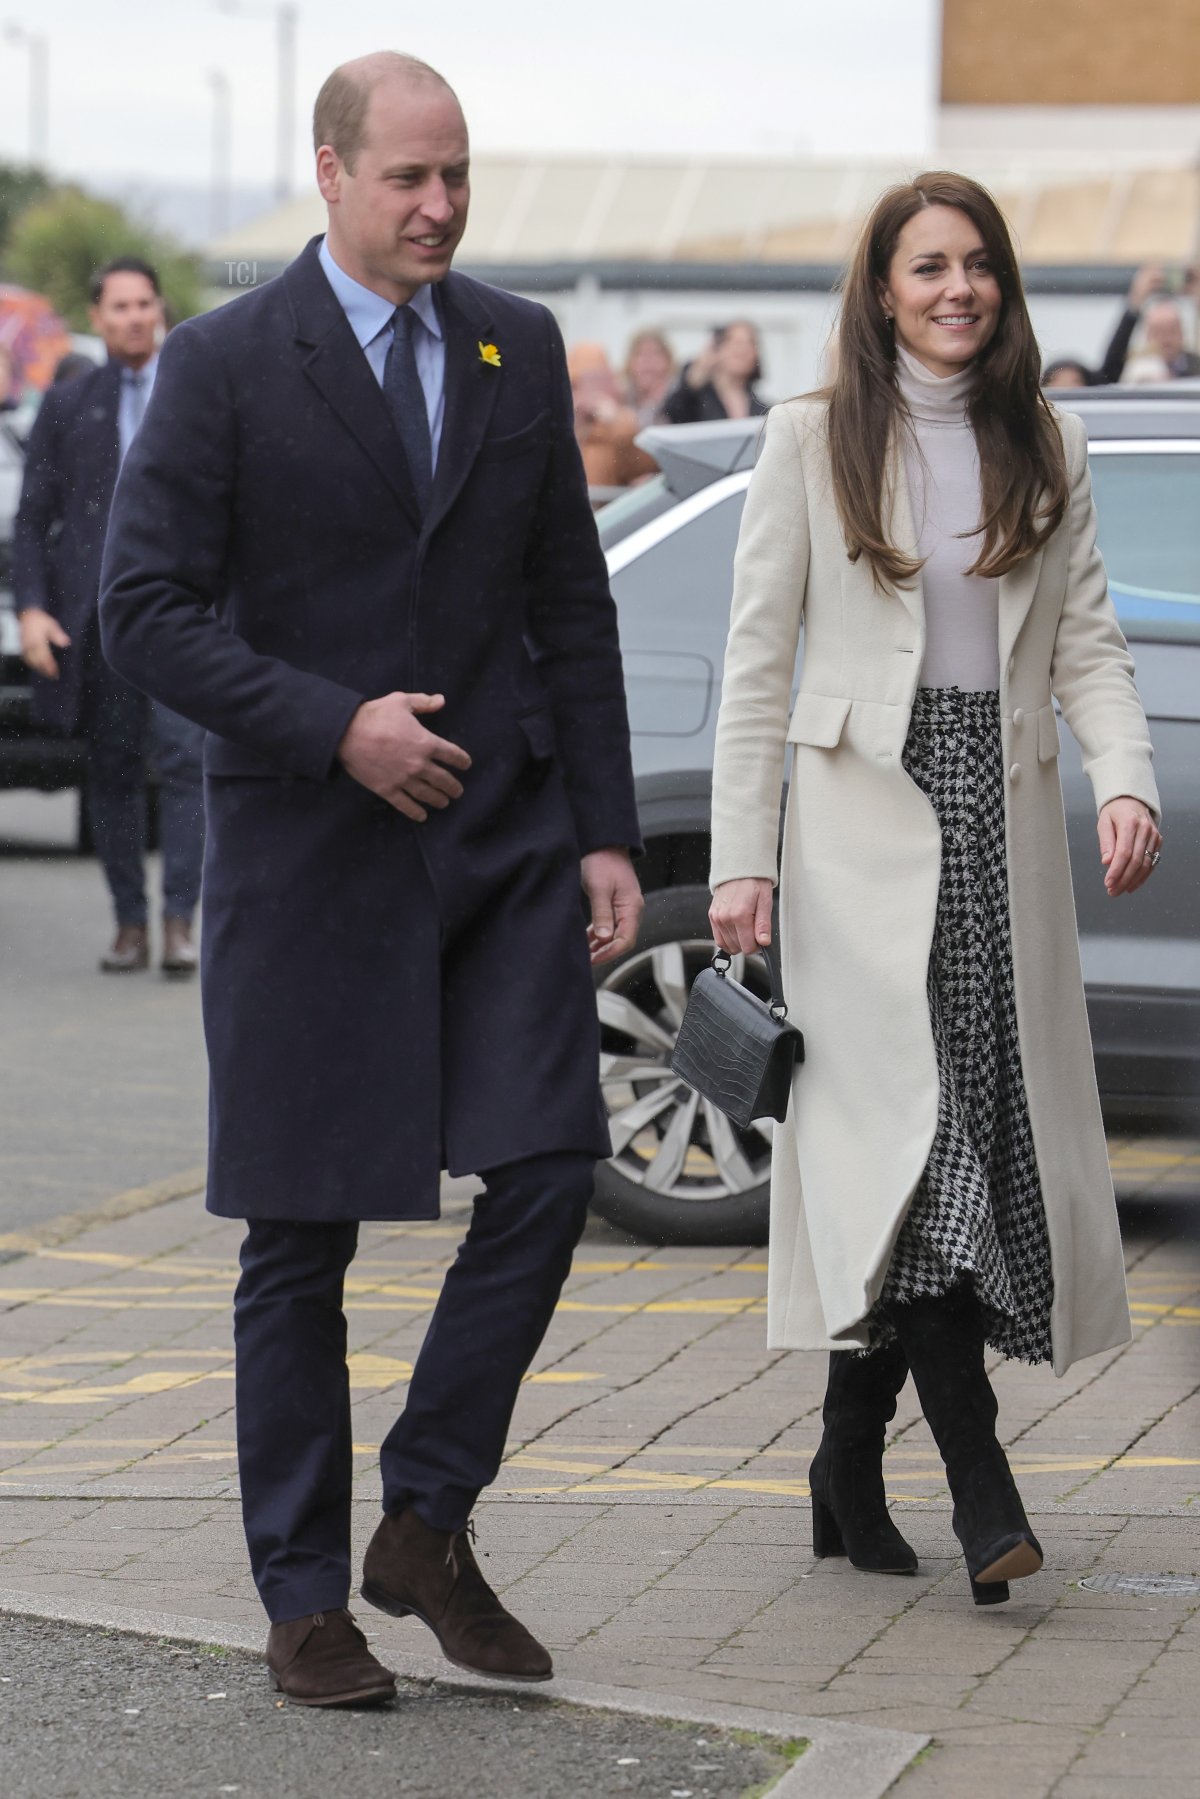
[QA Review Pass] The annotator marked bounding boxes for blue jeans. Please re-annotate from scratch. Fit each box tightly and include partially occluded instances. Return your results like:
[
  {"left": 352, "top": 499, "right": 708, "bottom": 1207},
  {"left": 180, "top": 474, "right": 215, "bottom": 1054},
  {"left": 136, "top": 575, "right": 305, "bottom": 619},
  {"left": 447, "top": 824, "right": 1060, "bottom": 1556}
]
[{"left": 80, "top": 627, "right": 205, "bottom": 928}]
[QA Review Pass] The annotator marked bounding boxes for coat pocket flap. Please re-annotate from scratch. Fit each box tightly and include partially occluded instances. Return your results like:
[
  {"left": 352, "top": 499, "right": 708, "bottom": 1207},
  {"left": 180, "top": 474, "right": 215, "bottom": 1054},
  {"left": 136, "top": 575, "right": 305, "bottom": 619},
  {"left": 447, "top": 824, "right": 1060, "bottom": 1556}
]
[
  {"left": 1037, "top": 704, "right": 1061, "bottom": 762},
  {"left": 786, "top": 693, "right": 852, "bottom": 749},
  {"left": 517, "top": 704, "right": 556, "bottom": 761}
]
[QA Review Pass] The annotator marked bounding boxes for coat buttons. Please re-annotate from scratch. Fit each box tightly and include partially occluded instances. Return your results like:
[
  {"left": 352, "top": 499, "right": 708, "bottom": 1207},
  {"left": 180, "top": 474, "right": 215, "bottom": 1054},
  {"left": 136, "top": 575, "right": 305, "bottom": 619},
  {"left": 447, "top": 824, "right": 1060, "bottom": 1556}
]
[
  {"left": 1009, "top": 763, "right": 1021, "bottom": 781},
  {"left": 1012, "top": 707, "right": 1024, "bottom": 726}
]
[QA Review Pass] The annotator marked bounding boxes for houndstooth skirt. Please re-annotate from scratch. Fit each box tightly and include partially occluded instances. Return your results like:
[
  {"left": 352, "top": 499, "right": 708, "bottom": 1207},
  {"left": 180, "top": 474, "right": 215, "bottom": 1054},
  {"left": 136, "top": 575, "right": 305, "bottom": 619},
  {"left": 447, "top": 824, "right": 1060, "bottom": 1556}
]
[{"left": 873, "top": 687, "right": 1055, "bottom": 1364}]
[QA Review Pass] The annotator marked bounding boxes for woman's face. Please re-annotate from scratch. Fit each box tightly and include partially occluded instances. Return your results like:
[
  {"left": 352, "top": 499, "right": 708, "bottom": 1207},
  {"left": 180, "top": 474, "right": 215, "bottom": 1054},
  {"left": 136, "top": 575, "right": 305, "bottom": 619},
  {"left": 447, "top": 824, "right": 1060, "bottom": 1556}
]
[
  {"left": 717, "top": 323, "right": 759, "bottom": 382},
  {"left": 880, "top": 204, "right": 1002, "bottom": 379},
  {"left": 629, "top": 339, "right": 671, "bottom": 393}
]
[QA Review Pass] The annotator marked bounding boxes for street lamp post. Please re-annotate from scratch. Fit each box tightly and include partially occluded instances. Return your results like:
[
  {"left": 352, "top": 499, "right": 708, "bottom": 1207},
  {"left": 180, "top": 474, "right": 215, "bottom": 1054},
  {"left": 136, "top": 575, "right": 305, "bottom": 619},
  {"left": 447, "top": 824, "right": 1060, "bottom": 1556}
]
[
  {"left": 214, "top": 1, "right": 299, "bottom": 203},
  {"left": 208, "top": 70, "right": 233, "bottom": 240},
  {"left": 4, "top": 20, "right": 49, "bottom": 167}
]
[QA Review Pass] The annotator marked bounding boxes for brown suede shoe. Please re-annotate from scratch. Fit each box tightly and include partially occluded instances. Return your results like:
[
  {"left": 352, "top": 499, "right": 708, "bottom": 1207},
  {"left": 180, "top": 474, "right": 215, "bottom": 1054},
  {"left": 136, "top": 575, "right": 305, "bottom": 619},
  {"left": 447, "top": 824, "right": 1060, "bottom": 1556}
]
[
  {"left": 100, "top": 924, "right": 149, "bottom": 973},
  {"left": 162, "top": 916, "right": 198, "bottom": 978},
  {"left": 266, "top": 1608, "right": 396, "bottom": 1707},
  {"left": 361, "top": 1509, "right": 553, "bottom": 1682}
]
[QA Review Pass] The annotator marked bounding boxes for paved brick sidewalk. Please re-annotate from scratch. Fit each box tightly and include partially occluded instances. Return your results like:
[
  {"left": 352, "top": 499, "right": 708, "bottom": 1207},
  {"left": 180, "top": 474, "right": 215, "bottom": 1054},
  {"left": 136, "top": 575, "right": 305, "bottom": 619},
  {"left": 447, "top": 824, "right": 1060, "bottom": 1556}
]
[{"left": 2, "top": 1139, "right": 1199, "bottom": 1796}]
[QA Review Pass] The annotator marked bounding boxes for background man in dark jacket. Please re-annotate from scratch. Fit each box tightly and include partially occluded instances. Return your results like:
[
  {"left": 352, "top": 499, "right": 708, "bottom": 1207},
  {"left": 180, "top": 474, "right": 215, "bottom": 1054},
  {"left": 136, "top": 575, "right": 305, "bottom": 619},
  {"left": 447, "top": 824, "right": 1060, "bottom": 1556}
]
[
  {"left": 100, "top": 53, "right": 643, "bottom": 1707},
  {"left": 13, "top": 258, "right": 205, "bottom": 975}
]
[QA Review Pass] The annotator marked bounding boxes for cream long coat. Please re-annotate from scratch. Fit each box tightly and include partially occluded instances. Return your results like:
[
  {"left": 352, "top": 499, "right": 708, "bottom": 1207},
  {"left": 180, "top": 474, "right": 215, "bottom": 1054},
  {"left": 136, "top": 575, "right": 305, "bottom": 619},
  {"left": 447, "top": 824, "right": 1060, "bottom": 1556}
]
[{"left": 709, "top": 400, "right": 1160, "bottom": 1376}]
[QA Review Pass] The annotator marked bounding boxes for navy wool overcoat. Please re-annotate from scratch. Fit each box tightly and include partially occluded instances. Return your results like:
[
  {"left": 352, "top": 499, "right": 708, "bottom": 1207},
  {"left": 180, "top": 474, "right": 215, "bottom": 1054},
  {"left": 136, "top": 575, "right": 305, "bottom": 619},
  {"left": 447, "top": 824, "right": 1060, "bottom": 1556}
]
[
  {"left": 99, "top": 238, "right": 641, "bottom": 1222},
  {"left": 13, "top": 359, "right": 123, "bottom": 732}
]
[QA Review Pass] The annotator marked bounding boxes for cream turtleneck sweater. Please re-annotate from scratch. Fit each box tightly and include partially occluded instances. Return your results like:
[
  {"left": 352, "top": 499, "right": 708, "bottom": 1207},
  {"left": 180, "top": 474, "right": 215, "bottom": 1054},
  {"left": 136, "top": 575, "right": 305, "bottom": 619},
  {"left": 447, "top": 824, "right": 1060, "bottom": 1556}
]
[{"left": 895, "top": 343, "right": 1000, "bottom": 692}]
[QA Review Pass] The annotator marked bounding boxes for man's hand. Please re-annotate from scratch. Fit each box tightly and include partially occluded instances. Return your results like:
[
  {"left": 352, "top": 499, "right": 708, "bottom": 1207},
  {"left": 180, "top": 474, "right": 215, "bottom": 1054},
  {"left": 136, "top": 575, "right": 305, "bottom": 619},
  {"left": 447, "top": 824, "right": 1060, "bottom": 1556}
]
[
  {"left": 583, "top": 847, "right": 643, "bottom": 966},
  {"left": 1128, "top": 264, "right": 1166, "bottom": 312},
  {"left": 337, "top": 692, "right": 472, "bottom": 822},
  {"left": 1098, "top": 797, "right": 1162, "bottom": 898},
  {"left": 19, "top": 608, "right": 71, "bottom": 680},
  {"left": 709, "top": 876, "right": 774, "bottom": 956}
]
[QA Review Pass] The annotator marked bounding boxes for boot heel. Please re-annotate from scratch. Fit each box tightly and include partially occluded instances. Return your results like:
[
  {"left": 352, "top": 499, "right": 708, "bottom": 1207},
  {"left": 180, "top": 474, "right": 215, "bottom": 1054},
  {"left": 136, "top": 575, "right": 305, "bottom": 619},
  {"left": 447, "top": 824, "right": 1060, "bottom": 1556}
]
[
  {"left": 360, "top": 1579, "right": 413, "bottom": 1620},
  {"left": 811, "top": 1494, "right": 846, "bottom": 1559},
  {"left": 970, "top": 1575, "right": 1010, "bottom": 1607}
]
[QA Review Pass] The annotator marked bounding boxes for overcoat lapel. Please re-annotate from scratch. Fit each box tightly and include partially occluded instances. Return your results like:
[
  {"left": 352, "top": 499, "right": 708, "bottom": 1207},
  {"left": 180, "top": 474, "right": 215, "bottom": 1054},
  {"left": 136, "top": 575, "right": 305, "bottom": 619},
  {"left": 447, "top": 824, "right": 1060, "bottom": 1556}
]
[
  {"left": 284, "top": 240, "right": 421, "bottom": 528},
  {"left": 883, "top": 435, "right": 925, "bottom": 636},
  {"left": 998, "top": 548, "right": 1045, "bottom": 672},
  {"left": 87, "top": 362, "right": 121, "bottom": 507},
  {"left": 425, "top": 273, "right": 501, "bottom": 535}
]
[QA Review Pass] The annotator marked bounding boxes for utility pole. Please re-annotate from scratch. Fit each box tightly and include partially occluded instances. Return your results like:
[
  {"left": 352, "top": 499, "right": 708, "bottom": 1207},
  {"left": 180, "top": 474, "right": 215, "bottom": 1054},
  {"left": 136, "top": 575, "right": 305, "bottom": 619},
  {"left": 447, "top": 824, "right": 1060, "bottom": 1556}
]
[
  {"left": 275, "top": 3, "right": 297, "bottom": 201},
  {"left": 4, "top": 21, "right": 49, "bottom": 167},
  {"left": 209, "top": 69, "right": 233, "bottom": 239},
  {"left": 215, "top": 2, "right": 299, "bottom": 204}
]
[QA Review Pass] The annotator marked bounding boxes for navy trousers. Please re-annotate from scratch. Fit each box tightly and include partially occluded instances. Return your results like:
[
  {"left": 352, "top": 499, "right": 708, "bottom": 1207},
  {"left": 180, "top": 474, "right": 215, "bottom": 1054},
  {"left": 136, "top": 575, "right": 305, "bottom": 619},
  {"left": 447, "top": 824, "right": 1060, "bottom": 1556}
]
[
  {"left": 233, "top": 1152, "right": 594, "bottom": 1623},
  {"left": 79, "top": 623, "right": 205, "bottom": 928}
]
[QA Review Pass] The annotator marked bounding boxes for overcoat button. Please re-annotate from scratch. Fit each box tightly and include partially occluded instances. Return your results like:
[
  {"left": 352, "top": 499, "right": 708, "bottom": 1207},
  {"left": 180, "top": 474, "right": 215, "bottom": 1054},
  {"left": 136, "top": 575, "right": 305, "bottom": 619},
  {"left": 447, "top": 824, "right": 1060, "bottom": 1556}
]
[
  {"left": 1009, "top": 763, "right": 1021, "bottom": 781},
  {"left": 1012, "top": 707, "right": 1024, "bottom": 726}
]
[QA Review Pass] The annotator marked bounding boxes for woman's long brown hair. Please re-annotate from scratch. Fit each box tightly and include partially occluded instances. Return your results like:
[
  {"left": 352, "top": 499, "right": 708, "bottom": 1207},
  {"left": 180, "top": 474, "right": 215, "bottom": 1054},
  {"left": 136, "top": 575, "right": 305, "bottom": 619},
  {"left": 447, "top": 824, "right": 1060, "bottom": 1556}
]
[{"left": 826, "top": 171, "right": 1069, "bottom": 591}]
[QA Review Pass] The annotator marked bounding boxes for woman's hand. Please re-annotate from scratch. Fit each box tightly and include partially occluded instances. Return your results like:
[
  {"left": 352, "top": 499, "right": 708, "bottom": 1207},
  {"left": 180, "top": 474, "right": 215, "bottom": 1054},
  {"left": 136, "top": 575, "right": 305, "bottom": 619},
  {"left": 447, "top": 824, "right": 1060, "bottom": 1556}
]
[
  {"left": 1098, "top": 797, "right": 1162, "bottom": 897},
  {"left": 709, "top": 877, "right": 775, "bottom": 955}
]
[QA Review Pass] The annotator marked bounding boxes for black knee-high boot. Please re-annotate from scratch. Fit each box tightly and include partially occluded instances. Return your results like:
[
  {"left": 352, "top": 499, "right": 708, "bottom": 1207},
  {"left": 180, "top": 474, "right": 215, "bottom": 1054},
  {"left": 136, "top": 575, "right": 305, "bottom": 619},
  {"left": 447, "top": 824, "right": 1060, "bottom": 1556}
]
[
  {"left": 809, "top": 1340, "right": 918, "bottom": 1575},
  {"left": 892, "top": 1287, "right": 1042, "bottom": 1605}
]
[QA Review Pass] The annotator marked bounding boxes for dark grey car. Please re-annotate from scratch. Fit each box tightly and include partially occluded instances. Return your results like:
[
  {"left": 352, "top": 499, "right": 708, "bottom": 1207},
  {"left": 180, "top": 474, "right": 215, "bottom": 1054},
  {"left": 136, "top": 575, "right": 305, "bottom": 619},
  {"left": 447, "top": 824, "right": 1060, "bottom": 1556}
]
[{"left": 592, "top": 388, "right": 1200, "bottom": 1246}]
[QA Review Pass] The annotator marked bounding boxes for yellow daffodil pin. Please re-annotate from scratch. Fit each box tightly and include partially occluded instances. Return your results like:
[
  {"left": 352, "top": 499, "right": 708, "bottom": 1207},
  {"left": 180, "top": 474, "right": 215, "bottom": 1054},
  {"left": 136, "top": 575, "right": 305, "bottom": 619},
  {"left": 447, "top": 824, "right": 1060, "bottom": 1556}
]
[{"left": 478, "top": 341, "right": 502, "bottom": 368}]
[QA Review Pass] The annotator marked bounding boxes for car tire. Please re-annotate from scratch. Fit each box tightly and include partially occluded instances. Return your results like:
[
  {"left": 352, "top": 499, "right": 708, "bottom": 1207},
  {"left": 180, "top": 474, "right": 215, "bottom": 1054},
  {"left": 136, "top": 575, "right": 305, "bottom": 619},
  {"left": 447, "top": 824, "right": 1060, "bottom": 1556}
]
[{"left": 592, "top": 882, "right": 772, "bottom": 1247}]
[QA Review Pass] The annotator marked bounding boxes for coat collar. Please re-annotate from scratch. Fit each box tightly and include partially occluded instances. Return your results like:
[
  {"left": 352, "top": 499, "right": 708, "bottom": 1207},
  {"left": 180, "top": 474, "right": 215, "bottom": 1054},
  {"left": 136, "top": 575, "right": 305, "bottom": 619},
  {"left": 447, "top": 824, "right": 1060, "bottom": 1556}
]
[
  {"left": 283, "top": 238, "right": 499, "bottom": 534},
  {"left": 425, "top": 270, "right": 500, "bottom": 535}
]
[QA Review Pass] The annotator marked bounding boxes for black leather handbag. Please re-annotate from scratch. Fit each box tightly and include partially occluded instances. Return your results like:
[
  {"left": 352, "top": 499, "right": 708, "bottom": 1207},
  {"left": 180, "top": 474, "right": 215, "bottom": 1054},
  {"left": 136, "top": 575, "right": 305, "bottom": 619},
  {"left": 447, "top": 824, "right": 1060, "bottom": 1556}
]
[{"left": 670, "top": 946, "right": 805, "bottom": 1129}]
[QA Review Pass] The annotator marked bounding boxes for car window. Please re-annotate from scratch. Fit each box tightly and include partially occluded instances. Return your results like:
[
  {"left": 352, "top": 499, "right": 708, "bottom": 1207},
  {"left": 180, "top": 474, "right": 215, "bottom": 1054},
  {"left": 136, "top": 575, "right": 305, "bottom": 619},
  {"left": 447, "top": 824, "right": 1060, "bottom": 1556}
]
[
  {"left": 609, "top": 490, "right": 745, "bottom": 641},
  {"left": 1089, "top": 449, "right": 1200, "bottom": 644},
  {"left": 596, "top": 474, "right": 678, "bottom": 552}
]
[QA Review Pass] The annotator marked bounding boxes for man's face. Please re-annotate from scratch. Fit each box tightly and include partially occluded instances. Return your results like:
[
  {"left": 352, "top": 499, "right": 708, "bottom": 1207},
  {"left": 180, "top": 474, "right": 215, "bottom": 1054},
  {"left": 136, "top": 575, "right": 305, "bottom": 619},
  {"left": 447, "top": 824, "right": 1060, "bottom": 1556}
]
[
  {"left": 318, "top": 81, "right": 470, "bottom": 301},
  {"left": 88, "top": 273, "right": 163, "bottom": 364}
]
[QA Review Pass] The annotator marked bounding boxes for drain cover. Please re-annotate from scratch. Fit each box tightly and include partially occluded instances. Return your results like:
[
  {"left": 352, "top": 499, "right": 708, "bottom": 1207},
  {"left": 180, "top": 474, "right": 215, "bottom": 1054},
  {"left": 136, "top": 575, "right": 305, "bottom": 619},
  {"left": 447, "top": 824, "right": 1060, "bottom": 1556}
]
[{"left": 1080, "top": 1574, "right": 1200, "bottom": 1596}]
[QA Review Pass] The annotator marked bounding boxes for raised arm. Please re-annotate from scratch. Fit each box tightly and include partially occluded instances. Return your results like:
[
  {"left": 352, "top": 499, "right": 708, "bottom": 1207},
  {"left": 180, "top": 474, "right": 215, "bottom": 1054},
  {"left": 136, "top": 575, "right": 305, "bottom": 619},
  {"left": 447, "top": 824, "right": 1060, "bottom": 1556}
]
[
  {"left": 99, "top": 321, "right": 362, "bottom": 780},
  {"left": 709, "top": 405, "right": 811, "bottom": 897}
]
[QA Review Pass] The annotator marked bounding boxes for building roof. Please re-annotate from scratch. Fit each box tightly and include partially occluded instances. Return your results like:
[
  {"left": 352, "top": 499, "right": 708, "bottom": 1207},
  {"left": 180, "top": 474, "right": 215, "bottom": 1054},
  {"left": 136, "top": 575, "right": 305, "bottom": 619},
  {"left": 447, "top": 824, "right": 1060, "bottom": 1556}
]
[{"left": 207, "top": 154, "right": 1200, "bottom": 276}]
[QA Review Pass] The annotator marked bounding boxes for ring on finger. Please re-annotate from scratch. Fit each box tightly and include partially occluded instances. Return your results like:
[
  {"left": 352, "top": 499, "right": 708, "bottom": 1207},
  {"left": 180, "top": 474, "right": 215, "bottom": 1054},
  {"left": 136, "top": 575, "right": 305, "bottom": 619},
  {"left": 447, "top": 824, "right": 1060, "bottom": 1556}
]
[{"left": 1143, "top": 847, "right": 1161, "bottom": 867}]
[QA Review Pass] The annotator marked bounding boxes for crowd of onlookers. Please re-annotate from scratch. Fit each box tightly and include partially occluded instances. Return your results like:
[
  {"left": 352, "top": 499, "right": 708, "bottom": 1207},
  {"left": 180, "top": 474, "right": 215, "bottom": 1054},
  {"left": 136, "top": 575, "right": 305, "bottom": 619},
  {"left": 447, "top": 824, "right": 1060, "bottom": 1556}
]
[
  {"left": 569, "top": 321, "right": 768, "bottom": 493},
  {"left": 572, "top": 262, "right": 1199, "bottom": 497},
  {"left": 1043, "top": 263, "right": 1199, "bottom": 390}
]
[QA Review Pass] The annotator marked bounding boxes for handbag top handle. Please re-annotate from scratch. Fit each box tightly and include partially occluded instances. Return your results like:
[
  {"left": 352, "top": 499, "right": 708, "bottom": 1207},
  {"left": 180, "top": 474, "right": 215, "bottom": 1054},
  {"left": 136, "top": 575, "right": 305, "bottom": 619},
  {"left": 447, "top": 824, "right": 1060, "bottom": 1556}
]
[{"left": 710, "top": 943, "right": 789, "bottom": 1022}]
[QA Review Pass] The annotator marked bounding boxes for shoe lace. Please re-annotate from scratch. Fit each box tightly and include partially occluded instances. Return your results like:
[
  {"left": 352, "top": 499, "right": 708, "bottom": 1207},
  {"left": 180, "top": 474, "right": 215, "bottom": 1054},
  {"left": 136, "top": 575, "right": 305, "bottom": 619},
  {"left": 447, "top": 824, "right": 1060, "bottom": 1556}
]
[{"left": 445, "top": 1518, "right": 477, "bottom": 1577}]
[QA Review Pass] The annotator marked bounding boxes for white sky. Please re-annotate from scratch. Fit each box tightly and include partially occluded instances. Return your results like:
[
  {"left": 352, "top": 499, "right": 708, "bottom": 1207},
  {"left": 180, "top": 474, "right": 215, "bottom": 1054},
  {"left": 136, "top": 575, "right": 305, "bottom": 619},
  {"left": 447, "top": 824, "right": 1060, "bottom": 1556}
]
[{"left": 2, "top": 0, "right": 940, "bottom": 187}]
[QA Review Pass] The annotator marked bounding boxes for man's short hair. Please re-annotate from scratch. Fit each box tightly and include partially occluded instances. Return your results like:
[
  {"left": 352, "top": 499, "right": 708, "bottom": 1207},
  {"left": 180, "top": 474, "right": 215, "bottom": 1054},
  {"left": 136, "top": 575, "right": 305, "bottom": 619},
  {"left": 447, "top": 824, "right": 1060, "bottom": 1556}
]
[
  {"left": 312, "top": 52, "right": 456, "bottom": 171},
  {"left": 89, "top": 256, "right": 162, "bottom": 306}
]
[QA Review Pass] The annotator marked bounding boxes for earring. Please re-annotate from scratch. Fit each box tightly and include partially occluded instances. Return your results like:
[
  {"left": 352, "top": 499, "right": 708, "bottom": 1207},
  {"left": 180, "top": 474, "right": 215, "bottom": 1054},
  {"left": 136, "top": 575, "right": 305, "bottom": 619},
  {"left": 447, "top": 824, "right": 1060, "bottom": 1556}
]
[{"left": 884, "top": 312, "right": 894, "bottom": 323}]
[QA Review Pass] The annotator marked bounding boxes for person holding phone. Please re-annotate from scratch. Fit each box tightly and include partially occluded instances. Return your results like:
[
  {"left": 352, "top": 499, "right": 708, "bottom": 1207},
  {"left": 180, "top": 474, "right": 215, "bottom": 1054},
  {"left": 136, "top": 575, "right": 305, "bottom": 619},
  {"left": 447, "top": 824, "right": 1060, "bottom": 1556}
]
[
  {"left": 708, "top": 172, "right": 1161, "bottom": 1607},
  {"left": 661, "top": 320, "right": 768, "bottom": 424}
]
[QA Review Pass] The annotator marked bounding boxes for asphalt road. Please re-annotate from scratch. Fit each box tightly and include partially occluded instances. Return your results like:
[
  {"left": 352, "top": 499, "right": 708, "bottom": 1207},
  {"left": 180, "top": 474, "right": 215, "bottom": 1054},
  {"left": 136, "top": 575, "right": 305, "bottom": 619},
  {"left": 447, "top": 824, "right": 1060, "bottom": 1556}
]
[
  {"left": 0, "top": 791, "right": 208, "bottom": 1234},
  {"left": 0, "top": 1616, "right": 791, "bottom": 1799}
]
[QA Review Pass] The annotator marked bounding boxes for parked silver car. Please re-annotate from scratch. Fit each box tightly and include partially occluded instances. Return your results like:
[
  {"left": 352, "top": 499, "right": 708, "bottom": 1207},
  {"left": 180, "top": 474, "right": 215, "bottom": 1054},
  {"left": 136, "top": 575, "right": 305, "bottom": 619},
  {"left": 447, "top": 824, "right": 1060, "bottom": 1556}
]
[{"left": 593, "top": 388, "right": 1200, "bottom": 1245}]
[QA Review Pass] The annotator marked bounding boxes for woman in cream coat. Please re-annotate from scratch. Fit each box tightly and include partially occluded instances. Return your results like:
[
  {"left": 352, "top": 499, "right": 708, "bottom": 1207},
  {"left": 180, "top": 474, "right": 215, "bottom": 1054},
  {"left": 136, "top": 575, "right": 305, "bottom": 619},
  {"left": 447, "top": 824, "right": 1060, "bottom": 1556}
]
[{"left": 709, "top": 172, "right": 1162, "bottom": 1605}]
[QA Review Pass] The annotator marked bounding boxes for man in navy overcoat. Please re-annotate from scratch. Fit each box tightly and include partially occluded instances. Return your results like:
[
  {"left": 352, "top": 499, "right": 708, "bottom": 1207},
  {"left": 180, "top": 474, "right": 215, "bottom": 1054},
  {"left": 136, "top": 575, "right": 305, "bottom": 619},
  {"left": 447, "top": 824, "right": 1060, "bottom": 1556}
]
[
  {"left": 100, "top": 52, "right": 643, "bottom": 1706},
  {"left": 14, "top": 258, "right": 205, "bottom": 975}
]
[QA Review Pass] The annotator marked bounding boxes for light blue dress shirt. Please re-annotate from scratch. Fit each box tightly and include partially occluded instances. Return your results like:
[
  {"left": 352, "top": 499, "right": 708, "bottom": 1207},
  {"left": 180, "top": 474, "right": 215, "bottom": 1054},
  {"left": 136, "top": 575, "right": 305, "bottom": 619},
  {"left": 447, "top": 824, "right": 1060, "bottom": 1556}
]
[
  {"left": 318, "top": 236, "right": 446, "bottom": 469},
  {"left": 117, "top": 354, "right": 158, "bottom": 464}
]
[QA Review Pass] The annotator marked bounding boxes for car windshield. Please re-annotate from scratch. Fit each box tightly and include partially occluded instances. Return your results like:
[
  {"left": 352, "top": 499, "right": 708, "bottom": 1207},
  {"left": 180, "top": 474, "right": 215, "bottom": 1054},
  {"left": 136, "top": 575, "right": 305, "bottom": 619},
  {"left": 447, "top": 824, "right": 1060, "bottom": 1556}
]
[
  {"left": 1089, "top": 449, "right": 1200, "bottom": 644},
  {"left": 596, "top": 474, "right": 678, "bottom": 552}
]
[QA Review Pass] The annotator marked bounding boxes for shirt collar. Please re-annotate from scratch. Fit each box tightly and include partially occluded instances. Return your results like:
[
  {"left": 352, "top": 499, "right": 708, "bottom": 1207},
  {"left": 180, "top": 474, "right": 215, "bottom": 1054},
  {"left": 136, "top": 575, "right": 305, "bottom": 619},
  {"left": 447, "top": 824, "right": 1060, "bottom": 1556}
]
[
  {"left": 318, "top": 235, "right": 442, "bottom": 349},
  {"left": 115, "top": 355, "right": 158, "bottom": 385}
]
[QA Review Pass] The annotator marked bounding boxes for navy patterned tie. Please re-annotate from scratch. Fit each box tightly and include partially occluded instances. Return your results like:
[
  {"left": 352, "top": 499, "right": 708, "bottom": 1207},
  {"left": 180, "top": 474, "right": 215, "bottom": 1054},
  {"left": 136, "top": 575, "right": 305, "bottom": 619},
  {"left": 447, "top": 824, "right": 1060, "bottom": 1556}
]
[{"left": 384, "top": 305, "right": 433, "bottom": 511}]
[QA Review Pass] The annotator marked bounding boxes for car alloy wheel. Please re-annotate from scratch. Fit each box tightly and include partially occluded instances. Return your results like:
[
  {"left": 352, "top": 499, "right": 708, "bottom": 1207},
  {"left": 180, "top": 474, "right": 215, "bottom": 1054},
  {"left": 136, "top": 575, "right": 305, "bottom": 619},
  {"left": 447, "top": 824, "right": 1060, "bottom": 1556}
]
[{"left": 591, "top": 884, "right": 772, "bottom": 1245}]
